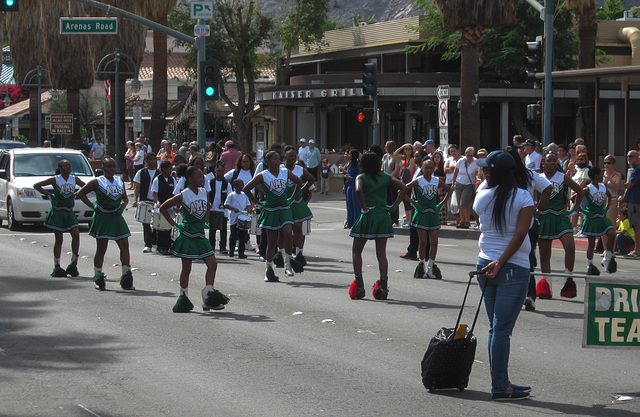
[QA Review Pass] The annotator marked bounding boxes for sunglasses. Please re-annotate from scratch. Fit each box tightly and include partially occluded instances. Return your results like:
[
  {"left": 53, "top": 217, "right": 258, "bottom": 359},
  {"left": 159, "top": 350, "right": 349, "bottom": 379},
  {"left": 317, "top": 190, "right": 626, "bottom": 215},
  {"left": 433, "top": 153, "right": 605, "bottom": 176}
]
[
  {"left": 627, "top": 155, "right": 636, "bottom": 159},
  {"left": 604, "top": 161, "right": 613, "bottom": 165}
]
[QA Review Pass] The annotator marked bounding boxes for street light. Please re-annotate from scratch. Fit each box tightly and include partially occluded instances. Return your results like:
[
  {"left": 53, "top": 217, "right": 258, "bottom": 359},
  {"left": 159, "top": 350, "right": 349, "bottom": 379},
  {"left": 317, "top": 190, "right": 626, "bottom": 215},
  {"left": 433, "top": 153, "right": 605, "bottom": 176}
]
[
  {"left": 22, "top": 65, "right": 52, "bottom": 146},
  {"left": 50, "top": 89, "right": 61, "bottom": 102},
  {"left": 95, "top": 48, "right": 141, "bottom": 172}
]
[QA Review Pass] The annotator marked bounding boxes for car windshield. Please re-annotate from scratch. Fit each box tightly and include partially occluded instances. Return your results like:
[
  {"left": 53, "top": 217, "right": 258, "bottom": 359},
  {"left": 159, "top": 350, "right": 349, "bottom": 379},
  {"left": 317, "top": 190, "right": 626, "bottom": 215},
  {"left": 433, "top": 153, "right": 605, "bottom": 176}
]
[{"left": 13, "top": 153, "right": 93, "bottom": 177}]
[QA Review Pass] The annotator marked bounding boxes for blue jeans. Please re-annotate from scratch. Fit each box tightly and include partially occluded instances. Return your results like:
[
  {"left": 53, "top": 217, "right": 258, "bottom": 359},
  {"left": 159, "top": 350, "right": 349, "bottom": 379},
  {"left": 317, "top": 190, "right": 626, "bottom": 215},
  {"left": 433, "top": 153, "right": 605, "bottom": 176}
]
[{"left": 476, "top": 258, "right": 529, "bottom": 393}]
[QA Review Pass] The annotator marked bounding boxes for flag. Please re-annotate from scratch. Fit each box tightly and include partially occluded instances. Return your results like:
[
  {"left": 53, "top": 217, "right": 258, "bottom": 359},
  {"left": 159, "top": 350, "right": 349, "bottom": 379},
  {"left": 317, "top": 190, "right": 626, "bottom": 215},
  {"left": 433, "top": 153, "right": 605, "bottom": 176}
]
[{"left": 104, "top": 80, "right": 111, "bottom": 99}]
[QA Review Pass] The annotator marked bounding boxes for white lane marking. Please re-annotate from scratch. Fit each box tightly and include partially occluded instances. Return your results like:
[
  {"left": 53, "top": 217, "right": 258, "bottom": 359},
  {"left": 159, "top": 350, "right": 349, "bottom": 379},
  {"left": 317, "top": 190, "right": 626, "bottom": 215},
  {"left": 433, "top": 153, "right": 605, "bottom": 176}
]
[{"left": 77, "top": 404, "right": 102, "bottom": 417}]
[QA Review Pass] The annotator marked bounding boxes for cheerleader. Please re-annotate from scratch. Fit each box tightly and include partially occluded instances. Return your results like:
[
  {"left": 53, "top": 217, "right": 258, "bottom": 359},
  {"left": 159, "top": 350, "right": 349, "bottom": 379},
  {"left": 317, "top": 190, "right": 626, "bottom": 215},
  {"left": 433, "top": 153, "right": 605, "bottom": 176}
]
[
  {"left": 77, "top": 158, "right": 134, "bottom": 291},
  {"left": 405, "top": 159, "right": 452, "bottom": 279},
  {"left": 349, "top": 152, "right": 407, "bottom": 300},
  {"left": 243, "top": 150, "right": 303, "bottom": 281},
  {"left": 160, "top": 166, "right": 229, "bottom": 313},
  {"left": 284, "top": 148, "right": 315, "bottom": 267},
  {"left": 582, "top": 166, "right": 617, "bottom": 275},
  {"left": 536, "top": 152, "right": 584, "bottom": 299},
  {"left": 34, "top": 160, "right": 86, "bottom": 278}
]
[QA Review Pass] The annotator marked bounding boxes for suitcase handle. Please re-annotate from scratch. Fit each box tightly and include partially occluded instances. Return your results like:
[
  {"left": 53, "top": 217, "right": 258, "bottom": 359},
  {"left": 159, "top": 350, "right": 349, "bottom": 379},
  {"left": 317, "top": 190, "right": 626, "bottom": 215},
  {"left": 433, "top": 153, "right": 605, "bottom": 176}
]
[{"left": 452, "top": 271, "right": 487, "bottom": 340}]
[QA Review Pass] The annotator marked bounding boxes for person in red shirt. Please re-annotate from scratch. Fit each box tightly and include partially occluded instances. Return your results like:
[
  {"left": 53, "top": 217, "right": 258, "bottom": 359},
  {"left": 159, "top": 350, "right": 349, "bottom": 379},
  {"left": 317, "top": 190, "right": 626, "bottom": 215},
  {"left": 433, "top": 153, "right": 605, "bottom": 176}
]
[{"left": 219, "top": 140, "right": 243, "bottom": 173}]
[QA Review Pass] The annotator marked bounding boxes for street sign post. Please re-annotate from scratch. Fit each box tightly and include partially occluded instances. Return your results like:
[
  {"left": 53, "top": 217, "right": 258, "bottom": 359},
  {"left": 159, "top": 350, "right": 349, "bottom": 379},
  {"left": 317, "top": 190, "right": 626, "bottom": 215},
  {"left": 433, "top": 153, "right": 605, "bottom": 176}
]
[
  {"left": 436, "top": 85, "right": 450, "bottom": 100},
  {"left": 132, "top": 106, "right": 142, "bottom": 133},
  {"left": 190, "top": 1, "right": 213, "bottom": 19},
  {"left": 60, "top": 17, "right": 118, "bottom": 34},
  {"left": 194, "top": 25, "right": 210, "bottom": 37},
  {"left": 50, "top": 113, "right": 74, "bottom": 135},
  {"left": 436, "top": 85, "right": 450, "bottom": 150}
]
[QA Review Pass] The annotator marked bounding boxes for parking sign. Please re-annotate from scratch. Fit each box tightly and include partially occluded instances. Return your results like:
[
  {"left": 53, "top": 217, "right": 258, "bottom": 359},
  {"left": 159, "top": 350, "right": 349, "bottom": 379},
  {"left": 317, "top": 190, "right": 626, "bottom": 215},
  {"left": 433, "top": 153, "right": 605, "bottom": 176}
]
[{"left": 191, "top": 1, "right": 214, "bottom": 19}]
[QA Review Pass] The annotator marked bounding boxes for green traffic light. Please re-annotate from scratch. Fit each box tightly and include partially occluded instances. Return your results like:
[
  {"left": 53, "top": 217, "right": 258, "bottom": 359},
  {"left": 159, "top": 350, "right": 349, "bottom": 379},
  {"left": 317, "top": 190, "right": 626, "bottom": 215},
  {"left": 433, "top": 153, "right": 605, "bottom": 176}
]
[
  {"left": 6, "top": 0, "right": 14, "bottom": 5},
  {"left": 205, "top": 86, "right": 215, "bottom": 97}
]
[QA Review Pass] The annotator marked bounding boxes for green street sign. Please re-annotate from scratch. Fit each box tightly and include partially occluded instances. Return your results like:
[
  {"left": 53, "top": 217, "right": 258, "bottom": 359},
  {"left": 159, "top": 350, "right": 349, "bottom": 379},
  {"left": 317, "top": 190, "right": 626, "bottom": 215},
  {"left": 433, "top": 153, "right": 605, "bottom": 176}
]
[
  {"left": 584, "top": 276, "right": 640, "bottom": 349},
  {"left": 60, "top": 17, "right": 118, "bottom": 35}
]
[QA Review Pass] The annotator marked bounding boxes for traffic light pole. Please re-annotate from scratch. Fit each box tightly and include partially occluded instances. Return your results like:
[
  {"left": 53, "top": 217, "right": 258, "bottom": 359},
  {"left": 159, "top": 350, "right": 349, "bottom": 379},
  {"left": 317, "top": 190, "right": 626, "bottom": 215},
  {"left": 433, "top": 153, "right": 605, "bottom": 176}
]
[
  {"left": 543, "top": 1, "right": 553, "bottom": 146},
  {"left": 373, "top": 95, "right": 379, "bottom": 147},
  {"left": 70, "top": 0, "right": 207, "bottom": 147}
]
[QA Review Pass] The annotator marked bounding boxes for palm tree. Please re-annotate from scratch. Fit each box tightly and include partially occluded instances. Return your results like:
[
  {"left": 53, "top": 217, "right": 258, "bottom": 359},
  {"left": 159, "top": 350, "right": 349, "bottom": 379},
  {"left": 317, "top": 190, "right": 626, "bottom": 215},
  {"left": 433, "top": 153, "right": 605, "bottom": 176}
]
[
  {"left": 135, "top": 0, "right": 177, "bottom": 153},
  {"left": 566, "top": 0, "right": 596, "bottom": 156},
  {"left": 6, "top": 0, "right": 47, "bottom": 146},
  {"left": 40, "top": 0, "right": 94, "bottom": 149},
  {"left": 434, "top": 0, "right": 518, "bottom": 150},
  {"left": 89, "top": 0, "right": 146, "bottom": 167}
]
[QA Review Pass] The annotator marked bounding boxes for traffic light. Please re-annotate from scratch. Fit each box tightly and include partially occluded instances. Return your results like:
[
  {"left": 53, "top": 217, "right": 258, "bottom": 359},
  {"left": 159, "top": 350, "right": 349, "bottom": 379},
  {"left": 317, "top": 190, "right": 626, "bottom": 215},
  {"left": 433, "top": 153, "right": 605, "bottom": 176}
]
[
  {"left": 200, "top": 60, "right": 219, "bottom": 101},
  {"left": 362, "top": 61, "right": 377, "bottom": 97},
  {"left": 524, "top": 39, "right": 542, "bottom": 81},
  {"left": 356, "top": 109, "right": 373, "bottom": 124},
  {"left": 0, "top": 0, "right": 19, "bottom": 11}
]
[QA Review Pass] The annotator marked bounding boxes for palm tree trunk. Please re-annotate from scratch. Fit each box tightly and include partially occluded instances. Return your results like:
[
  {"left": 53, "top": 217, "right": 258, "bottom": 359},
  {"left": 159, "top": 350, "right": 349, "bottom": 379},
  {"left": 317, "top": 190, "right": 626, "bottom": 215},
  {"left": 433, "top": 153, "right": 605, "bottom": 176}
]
[
  {"left": 577, "top": 6, "right": 597, "bottom": 158},
  {"left": 28, "top": 89, "right": 39, "bottom": 147},
  {"left": 459, "top": 27, "right": 482, "bottom": 151},
  {"left": 150, "top": 25, "right": 168, "bottom": 152}
]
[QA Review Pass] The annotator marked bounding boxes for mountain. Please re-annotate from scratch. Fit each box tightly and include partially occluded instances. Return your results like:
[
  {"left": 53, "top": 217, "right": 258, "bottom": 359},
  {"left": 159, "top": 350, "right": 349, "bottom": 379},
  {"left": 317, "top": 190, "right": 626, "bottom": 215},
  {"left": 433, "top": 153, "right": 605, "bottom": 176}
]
[{"left": 256, "top": 0, "right": 421, "bottom": 26}]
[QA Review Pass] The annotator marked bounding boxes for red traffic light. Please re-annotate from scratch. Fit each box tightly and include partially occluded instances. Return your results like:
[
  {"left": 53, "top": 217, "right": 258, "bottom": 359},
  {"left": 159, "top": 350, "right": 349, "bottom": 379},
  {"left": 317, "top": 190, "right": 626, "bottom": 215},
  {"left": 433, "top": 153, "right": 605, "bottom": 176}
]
[{"left": 357, "top": 111, "right": 365, "bottom": 123}]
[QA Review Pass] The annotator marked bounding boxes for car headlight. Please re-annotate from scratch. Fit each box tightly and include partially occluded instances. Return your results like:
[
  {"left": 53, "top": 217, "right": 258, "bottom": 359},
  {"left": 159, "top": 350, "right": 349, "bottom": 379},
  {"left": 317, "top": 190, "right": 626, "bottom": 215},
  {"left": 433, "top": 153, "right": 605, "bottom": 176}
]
[{"left": 17, "top": 188, "right": 39, "bottom": 198}]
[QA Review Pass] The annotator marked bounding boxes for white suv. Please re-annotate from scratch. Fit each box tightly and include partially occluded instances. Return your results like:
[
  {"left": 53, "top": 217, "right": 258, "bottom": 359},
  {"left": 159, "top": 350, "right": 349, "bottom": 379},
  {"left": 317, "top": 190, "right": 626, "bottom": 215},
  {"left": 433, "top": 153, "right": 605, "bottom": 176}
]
[{"left": 0, "top": 148, "right": 96, "bottom": 230}]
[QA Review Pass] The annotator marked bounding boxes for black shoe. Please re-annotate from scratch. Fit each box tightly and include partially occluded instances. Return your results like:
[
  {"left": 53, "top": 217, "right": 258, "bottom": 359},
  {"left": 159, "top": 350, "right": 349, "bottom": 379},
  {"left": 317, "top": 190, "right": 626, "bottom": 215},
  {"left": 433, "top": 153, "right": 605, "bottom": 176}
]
[
  {"left": 219, "top": 248, "right": 228, "bottom": 255},
  {"left": 228, "top": 252, "right": 234, "bottom": 258},
  {"left": 238, "top": 254, "right": 248, "bottom": 259}
]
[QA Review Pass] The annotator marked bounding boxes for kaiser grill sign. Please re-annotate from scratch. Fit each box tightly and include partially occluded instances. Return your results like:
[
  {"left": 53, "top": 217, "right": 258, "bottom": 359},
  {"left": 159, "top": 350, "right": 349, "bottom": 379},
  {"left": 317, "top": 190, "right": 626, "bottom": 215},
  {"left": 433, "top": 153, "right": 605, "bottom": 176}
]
[
  {"left": 584, "top": 276, "right": 640, "bottom": 348},
  {"left": 60, "top": 17, "right": 118, "bottom": 35}
]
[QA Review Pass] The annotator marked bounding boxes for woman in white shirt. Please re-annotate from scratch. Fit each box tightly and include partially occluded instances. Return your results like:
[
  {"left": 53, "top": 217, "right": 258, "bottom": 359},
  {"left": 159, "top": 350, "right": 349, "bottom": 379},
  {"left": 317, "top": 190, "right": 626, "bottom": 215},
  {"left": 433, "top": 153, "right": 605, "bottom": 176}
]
[
  {"left": 474, "top": 150, "right": 534, "bottom": 401},
  {"left": 452, "top": 147, "right": 479, "bottom": 228}
]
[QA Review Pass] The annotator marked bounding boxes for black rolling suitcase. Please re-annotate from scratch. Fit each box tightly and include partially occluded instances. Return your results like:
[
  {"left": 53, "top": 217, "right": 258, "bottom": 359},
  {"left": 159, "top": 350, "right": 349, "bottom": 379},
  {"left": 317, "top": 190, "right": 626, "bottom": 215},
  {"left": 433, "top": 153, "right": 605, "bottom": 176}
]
[{"left": 421, "top": 271, "right": 486, "bottom": 392}]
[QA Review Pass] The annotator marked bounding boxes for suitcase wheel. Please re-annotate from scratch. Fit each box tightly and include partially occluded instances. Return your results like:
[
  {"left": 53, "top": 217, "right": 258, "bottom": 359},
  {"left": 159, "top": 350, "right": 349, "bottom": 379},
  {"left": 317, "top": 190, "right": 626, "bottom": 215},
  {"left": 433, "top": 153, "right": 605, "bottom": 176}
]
[
  {"left": 428, "top": 386, "right": 436, "bottom": 393},
  {"left": 458, "top": 386, "right": 465, "bottom": 391}
]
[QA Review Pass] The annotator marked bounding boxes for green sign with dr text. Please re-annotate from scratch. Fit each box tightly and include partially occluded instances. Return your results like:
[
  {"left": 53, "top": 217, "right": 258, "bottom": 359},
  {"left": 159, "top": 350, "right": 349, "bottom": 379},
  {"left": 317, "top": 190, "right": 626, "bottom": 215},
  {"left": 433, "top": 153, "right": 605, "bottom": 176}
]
[
  {"left": 584, "top": 276, "right": 640, "bottom": 348},
  {"left": 60, "top": 17, "right": 118, "bottom": 35}
]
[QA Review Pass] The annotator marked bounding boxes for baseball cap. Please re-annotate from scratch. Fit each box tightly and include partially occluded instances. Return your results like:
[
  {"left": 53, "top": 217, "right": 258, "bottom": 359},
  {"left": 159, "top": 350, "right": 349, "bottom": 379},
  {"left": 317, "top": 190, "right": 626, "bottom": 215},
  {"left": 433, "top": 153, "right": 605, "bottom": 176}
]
[
  {"left": 299, "top": 138, "right": 306, "bottom": 143},
  {"left": 225, "top": 140, "right": 234, "bottom": 147},
  {"left": 189, "top": 144, "right": 198, "bottom": 150},
  {"left": 423, "top": 139, "right": 435, "bottom": 147},
  {"left": 476, "top": 150, "right": 515, "bottom": 171},
  {"left": 524, "top": 139, "right": 535, "bottom": 147},
  {"left": 543, "top": 142, "right": 558, "bottom": 153},
  {"left": 309, "top": 139, "right": 315, "bottom": 144},
  {"left": 477, "top": 148, "right": 488, "bottom": 157}
]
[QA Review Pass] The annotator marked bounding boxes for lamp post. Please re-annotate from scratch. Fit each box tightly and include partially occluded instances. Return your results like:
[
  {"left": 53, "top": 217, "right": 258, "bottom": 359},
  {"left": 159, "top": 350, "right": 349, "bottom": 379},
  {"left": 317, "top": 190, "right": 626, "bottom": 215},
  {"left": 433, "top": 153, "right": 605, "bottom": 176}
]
[
  {"left": 0, "top": 81, "right": 12, "bottom": 140},
  {"left": 95, "top": 49, "right": 141, "bottom": 172},
  {"left": 21, "top": 65, "right": 52, "bottom": 146}
]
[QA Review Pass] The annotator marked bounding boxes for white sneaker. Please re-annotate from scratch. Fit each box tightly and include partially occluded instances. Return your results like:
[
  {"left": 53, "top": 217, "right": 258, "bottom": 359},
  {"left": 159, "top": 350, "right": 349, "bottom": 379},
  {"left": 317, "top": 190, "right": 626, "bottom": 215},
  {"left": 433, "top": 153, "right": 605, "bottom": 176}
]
[
  {"left": 246, "top": 242, "right": 255, "bottom": 251},
  {"left": 285, "top": 265, "right": 294, "bottom": 276},
  {"left": 524, "top": 296, "right": 535, "bottom": 311},
  {"left": 143, "top": 246, "right": 152, "bottom": 253}
]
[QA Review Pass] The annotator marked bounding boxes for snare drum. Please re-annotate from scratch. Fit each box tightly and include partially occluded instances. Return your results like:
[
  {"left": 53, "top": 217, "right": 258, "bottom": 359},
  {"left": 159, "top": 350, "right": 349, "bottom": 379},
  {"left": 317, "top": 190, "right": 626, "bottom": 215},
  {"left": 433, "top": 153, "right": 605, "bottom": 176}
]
[
  {"left": 151, "top": 208, "right": 173, "bottom": 231},
  {"left": 135, "top": 201, "right": 153, "bottom": 223},
  {"left": 236, "top": 213, "right": 252, "bottom": 231}
]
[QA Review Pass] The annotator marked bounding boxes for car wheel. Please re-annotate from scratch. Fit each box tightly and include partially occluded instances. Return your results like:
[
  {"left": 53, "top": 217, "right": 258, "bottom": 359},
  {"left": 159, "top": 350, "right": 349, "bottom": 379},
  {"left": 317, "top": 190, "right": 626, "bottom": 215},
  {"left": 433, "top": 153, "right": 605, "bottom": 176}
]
[{"left": 7, "top": 200, "right": 21, "bottom": 231}]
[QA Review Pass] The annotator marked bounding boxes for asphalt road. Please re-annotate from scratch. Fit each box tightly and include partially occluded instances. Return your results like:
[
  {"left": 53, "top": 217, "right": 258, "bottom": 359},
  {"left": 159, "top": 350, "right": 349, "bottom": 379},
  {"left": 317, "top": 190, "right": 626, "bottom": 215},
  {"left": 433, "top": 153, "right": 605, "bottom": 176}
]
[{"left": 0, "top": 193, "right": 638, "bottom": 416}]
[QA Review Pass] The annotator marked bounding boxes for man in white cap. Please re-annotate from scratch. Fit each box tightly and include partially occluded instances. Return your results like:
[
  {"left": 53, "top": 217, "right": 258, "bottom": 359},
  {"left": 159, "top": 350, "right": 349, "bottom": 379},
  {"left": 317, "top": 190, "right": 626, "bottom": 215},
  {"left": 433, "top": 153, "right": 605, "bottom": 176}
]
[
  {"left": 306, "top": 139, "right": 322, "bottom": 185},
  {"left": 298, "top": 138, "right": 309, "bottom": 165}
]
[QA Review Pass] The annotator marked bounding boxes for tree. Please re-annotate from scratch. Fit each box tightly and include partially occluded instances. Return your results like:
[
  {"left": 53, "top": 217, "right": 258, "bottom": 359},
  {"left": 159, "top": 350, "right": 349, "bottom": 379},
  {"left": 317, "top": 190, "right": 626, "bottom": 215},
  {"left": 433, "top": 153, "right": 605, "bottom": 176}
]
[
  {"left": 169, "top": 0, "right": 274, "bottom": 153},
  {"left": 276, "top": 0, "right": 333, "bottom": 85},
  {"left": 40, "top": 0, "right": 95, "bottom": 149},
  {"left": 135, "top": 0, "right": 177, "bottom": 152},
  {"left": 89, "top": 0, "right": 146, "bottom": 167},
  {"left": 433, "top": 0, "right": 519, "bottom": 150},
  {"left": 596, "top": 0, "right": 625, "bottom": 20},
  {"left": 6, "top": 0, "right": 46, "bottom": 146},
  {"left": 566, "top": 0, "right": 597, "bottom": 156}
]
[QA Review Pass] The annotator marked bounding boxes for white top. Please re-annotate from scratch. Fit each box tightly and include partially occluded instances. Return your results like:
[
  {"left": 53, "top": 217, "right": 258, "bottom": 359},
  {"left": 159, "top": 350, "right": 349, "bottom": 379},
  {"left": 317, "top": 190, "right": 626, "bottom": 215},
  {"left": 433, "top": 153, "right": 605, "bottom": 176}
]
[
  {"left": 225, "top": 192, "right": 251, "bottom": 225},
  {"left": 587, "top": 183, "right": 608, "bottom": 206},
  {"left": 262, "top": 167, "right": 289, "bottom": 197},
  {"left": 225, "top": 168, "right": 254, "bottom": 193},
  {"left": 204, "top": 172, "right": 233, "bottom": 214},
  {"left": 173, "top": 177, "right": 186, "bottom": 195},
  {"left": 416, "top": 175, "right": 440, "bottom": 200},
  {"left": 133, "top": 169, "right": 157, "bottom": 201},
  {"left": 92, "top": 143, "right": 106, "bottom": 159},
  {"left": 474, "top": 187, "right": 534, "bottom": 269},
  {"left": 455, "top": 157, "right": 478, "bottom": 185},
  {"left": 181, "top": 187, "right": 208, "bottom": 220},
  {"left": 527, "top": 170, "right": 552, "bottom": 199},
  {"left": 298, "top": 146, "right": 309, "bottom": 164},
  {"left": 525, "top": 151, "right": 542, "bottom": 171},
  {"left": 133, "top": 149, "right": 145, "bottom": 165},
  {"left": 55, "top": 174, "right": 76, "bottom": 199},
  {"left": 445, "top": 156, "right": 459, "bottom": 185}
]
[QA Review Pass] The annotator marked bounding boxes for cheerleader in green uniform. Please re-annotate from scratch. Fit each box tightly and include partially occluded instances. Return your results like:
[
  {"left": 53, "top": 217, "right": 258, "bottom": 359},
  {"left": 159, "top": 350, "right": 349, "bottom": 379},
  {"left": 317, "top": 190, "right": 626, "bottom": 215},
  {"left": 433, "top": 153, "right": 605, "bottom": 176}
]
[
  {"left": 405, "top": 160, "right": 452, "bottom": 279},
  {"left": 582, "top": 166, "right": 617, "bottom": 275},
  {"left": 285, "top": 148, "right": 315, "bottom": 267},
  {"left": 537, "top": 152, "right": 584, "bottom": 299},
  {"left": 77, "top": 158, "right": 134, "bottom": 291},
  {"left": 349, "top": 152, "right": 407, "bottom": 300},
  {"left": 160, "top": 166, "right": 229, "bottom": 313},
  {"left": 34, "top": 160, "right": 86, "bottom": 278},
  {"left": 243, "top": 150, "right": 303, "bottom": 281}
]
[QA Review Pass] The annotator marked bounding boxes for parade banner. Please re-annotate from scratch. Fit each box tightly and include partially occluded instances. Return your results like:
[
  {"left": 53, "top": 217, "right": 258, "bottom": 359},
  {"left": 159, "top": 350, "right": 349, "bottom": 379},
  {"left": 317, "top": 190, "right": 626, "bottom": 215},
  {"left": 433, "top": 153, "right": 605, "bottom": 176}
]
[{"left": 584, "top": 276, "right": 640, "bottom": 349}]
